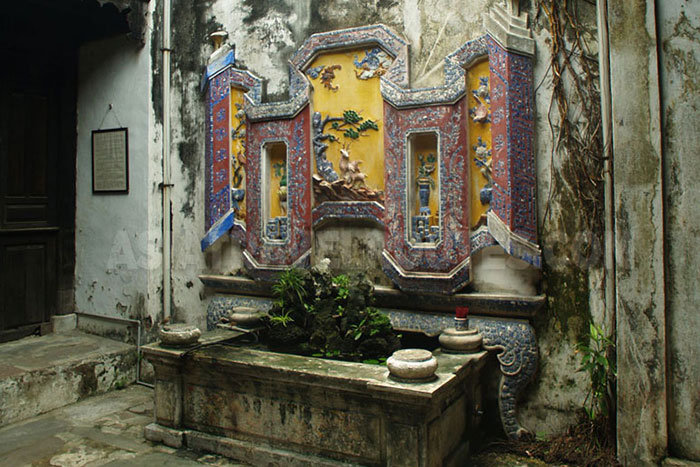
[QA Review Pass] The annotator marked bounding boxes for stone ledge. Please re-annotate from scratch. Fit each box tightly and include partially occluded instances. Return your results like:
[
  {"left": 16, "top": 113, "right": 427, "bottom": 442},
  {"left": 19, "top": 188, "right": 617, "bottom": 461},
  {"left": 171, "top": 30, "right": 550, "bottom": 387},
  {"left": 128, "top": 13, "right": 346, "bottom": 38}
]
[
  {"left": 199, "top": 274, "right": 544, "bottom": 319},
  {"left": 186, "top": 430, "right": 352, "bottom": 467},
  {"left": 144, "top": 423, "right": 184, "bottom": 448},
  {"left": 51, "top": 313, "right": 77, "bottom": 334},
  {"left": 0, "top": 331, "right": 136, "bottom": 427},
  {"left": 663, "top": 458, "right": 700, "bottom": 467}
]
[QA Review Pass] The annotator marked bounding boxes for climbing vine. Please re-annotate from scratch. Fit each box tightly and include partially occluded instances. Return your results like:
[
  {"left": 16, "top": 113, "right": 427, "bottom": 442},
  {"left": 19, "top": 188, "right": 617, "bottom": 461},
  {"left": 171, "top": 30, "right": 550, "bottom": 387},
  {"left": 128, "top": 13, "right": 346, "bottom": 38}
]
[{"left": 536, "top": 0, "right": 604, "bottom": 249}]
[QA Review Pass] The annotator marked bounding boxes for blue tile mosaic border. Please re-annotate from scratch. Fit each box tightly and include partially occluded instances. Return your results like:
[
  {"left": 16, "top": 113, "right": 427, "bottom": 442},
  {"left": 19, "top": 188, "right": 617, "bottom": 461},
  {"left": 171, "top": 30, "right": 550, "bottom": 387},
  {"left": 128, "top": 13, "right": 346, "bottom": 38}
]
[{"left": 202, "top": 61, "right": 263, "bottom": 250}]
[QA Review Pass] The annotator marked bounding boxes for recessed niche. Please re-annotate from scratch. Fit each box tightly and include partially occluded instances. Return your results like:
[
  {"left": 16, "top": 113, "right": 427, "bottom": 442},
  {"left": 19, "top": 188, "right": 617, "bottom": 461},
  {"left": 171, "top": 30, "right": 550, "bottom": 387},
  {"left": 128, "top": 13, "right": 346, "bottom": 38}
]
[
  {"left": 407, "top": 131, "right": 439, "bottom": 245},
  {"left": 263, "top": 141, "right": 288, "bottom": 242},
  {"left": 230, "top": 87, "right": 247, "bottom": 223}
]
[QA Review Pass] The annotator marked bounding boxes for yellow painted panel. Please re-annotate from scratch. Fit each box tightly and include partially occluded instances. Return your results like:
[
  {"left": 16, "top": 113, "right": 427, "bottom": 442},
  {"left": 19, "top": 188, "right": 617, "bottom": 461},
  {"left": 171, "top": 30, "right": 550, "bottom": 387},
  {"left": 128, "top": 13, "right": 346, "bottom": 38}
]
[
  {"left": 467, "top": 60, "right": 492, "bottom": 228},
  {"left": 230, "top": 86, "right": 247, "bottom": 221},
  {"left": 411, "top": 133, "right": 440, "bottom": 229},
  {"left": 307, "top": 48, "right": 386, "bottom": 191},
  {"left": 266, "top": 142, "right": 287, "bottom": 220}
]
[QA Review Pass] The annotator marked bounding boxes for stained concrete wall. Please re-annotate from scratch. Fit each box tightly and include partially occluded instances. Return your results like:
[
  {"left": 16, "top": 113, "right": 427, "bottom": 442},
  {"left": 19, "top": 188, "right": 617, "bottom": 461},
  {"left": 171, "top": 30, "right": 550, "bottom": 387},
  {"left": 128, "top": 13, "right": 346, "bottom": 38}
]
[
  {"left": 608, "top": 1, "right": 667, "bottom": 464},
  {"left": 75, "top": 19, "right": 162, "bottom": 341},
  {"left": 658, "top": 1, "right": 700, "bottom": 461},
  {"left": 518, "top": 1, "right": 608, "bottom": 436}
]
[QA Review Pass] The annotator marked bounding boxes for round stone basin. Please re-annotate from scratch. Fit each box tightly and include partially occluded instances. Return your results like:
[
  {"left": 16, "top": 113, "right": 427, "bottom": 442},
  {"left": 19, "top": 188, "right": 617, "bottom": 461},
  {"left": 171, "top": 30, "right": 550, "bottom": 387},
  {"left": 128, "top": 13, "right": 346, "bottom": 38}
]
[
  {"left": 229, "top": 306, "right": 266, "bottom": 327},
  {"left": 386, "top": 348, "right": 438, "bottom": 383},
  {"left": 159, "top": 324, "right": 201, "bottom": 347}
]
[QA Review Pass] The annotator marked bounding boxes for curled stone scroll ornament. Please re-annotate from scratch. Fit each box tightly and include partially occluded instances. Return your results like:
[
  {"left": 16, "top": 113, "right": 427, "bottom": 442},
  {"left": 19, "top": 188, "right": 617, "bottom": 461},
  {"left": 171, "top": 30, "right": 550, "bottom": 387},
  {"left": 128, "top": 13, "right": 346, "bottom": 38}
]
[{"left": 471, "top": 317, "right": 538, "bottom": 439}]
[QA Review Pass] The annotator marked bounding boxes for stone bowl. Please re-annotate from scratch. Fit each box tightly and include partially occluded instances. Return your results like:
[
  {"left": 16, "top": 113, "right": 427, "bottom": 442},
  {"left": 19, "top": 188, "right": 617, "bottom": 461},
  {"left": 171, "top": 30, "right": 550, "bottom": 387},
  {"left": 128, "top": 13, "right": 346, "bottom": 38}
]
[
  {"left": 439, "top": 327, "right": 483, "bottom": 353},
  {"left": 159, "top": 324, "right": 201, "bottom": 347},
  {"left": 386, "top": 348, "right": 438, "bottom": 383},
  {"left": 228, "top": 306, "right": 267, "bottom": 328}
]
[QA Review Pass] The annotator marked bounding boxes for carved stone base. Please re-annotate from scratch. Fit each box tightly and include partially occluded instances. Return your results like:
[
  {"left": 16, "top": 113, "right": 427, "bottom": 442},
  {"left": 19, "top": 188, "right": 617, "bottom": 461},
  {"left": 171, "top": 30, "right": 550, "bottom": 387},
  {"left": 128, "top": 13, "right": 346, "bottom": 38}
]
[
  {"left": 476, "top": 317, "right": 537, "bottom": 439},
  {"left": 204, "top": 291, "right": 538, "bottom": 440},
  {"left": 387, "top": 309, "right": 537, "bottom": 439}
]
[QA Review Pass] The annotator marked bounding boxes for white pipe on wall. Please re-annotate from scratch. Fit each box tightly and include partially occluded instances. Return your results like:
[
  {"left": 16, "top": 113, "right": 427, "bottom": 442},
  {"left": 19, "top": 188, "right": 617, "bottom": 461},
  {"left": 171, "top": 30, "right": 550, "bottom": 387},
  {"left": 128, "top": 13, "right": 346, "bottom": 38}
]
[
  {"left": 597, "top": 0, "right": 615, "bottom": 335},
  {"left": 162, "top": 0, "right": 172, "bottom": 323}
]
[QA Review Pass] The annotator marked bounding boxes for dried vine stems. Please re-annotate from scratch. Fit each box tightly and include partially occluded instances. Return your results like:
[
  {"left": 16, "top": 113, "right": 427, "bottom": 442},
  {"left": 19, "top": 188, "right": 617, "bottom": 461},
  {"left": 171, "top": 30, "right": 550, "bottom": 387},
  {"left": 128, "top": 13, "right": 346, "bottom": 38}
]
[{"left": 537, "top": 0, "right": 604, "bottom": 251}]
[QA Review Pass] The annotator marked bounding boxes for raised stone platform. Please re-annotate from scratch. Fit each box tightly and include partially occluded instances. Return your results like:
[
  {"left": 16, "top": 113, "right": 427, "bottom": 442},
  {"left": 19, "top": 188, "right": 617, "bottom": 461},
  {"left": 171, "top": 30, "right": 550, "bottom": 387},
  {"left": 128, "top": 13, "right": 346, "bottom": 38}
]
[
  {"left": 144, "top": 333, "right": 488, "bottom": 466},
  {"left": 200, "top": 275, "right": 541, "bottom": 440},
  {"left": 0, "top": 330, "right": 137, "bottom": 427}
]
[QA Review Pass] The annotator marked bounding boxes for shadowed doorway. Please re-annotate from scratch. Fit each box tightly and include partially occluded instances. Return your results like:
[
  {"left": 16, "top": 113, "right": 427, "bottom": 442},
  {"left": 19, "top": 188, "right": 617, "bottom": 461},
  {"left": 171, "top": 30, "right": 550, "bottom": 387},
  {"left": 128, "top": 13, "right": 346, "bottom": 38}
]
[{"left": 0, "top": 0, "right": 135, "bottom": 342}]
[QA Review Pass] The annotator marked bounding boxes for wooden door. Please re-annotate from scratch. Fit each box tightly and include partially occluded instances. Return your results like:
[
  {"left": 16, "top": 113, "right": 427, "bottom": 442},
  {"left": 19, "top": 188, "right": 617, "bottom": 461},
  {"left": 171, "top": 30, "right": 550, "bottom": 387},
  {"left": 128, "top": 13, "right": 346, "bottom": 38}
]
[{"left": 0, "top": 49, "right": 60, "bottom": 342}]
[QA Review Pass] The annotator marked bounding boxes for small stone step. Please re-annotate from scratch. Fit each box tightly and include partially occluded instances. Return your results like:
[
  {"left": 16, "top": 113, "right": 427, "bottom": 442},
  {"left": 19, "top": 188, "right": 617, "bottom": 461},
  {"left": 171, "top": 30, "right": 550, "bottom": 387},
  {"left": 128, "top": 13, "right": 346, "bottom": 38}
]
[{"left": 0, "top": 330, "right": 137, "bottom": 427}]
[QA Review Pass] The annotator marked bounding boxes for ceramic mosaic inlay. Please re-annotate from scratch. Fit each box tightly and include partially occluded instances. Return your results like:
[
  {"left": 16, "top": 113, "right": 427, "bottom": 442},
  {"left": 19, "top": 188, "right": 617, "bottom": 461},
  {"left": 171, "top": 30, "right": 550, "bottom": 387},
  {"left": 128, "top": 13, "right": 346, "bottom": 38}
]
[
  {"left": 382, "top": 101, "right": 471, "bottom": 294},
  {"left": 202, "top": 56, "right": 263, "bottom": 250},
  {"left": 307, "top": 49, "right": 385, "bottom": 205},
  {"left": 486, "top": 37, "right": 539, "bottom": 265},
  {"left": 468, "top": 61, "right": 494, "bottom": 228},
  {"left": 409, "top": 133, "right": 440, "bottom": 244},
  {"left": 244, "top": 110, "right": 312, "bottom": 277},
  {"left": 202, "top": 24, "right": 540, "bottom": 280}
]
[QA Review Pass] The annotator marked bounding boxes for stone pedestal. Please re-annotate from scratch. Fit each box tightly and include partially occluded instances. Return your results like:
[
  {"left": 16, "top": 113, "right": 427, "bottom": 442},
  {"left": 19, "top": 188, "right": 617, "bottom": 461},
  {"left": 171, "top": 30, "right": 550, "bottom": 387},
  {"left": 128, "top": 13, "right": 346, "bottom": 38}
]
[
  {"left": 439, "top": 327, "right": 483, "bottom": 353},
  {"left": 387, "top": 348, "right": 438, "bottom": 382},
  {"left": 158, "top": 324, "right": 201, "bottom": 347}
]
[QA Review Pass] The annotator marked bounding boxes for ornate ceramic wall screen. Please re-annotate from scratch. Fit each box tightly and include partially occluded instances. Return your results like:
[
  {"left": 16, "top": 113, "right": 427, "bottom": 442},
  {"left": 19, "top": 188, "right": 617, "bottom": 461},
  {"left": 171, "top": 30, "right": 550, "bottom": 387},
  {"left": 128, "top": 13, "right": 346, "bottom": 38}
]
[
  {"left": 201, "top": 1, "right": 542, "bottom": 438},
  {"left": 201, "top": 5, "right": 541, "bottom": 288}
]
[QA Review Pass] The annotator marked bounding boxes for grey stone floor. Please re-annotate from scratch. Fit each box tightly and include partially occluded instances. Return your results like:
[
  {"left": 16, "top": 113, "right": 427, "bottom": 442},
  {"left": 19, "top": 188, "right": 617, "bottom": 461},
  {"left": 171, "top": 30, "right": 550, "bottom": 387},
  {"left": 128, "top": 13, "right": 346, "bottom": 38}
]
[
  {"left": 0, "top": 381, "right": 567, "bottom": 467},
  {"left": 0, "top": 385, "right": 248, "bottom": 467}
]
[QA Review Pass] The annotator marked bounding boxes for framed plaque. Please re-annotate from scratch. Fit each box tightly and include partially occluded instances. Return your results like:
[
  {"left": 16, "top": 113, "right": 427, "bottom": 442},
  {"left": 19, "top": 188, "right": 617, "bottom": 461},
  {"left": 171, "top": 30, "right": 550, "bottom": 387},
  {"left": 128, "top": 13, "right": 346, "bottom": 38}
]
[{"left": 92, "top": 128, "right": 129, "bottom": 193}]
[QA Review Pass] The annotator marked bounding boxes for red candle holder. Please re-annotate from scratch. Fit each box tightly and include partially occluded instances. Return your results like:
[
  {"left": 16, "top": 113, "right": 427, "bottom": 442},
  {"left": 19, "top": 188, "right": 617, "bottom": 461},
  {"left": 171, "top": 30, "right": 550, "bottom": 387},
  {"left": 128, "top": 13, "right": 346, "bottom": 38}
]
[
  {"left": 455, "top": 306, "right": 469, "bottom": 331},
  {"left": 455, "top": 306, "right": 469, "bottom": 319}
]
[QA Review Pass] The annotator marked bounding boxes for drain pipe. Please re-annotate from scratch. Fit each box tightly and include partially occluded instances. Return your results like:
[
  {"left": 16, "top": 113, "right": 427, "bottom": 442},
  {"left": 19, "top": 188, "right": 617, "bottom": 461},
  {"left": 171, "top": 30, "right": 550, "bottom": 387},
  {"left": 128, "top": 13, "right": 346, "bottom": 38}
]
[
  {"left": 597, "top": 0, "right": 616, "bottom": 336},
  {"left": 161, "top": 0, "right": 173, "bottom": 324},
  {"left": 75, "top": 312, "right": 154, "bottom": 389}
]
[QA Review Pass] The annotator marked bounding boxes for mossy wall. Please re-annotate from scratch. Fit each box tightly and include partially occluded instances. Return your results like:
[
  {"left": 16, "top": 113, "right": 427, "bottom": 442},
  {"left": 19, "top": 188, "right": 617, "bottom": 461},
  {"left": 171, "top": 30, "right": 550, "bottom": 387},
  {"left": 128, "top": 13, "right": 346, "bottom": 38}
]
[{"left": 659, "top": 1, "right": 700, "bottom": 461}]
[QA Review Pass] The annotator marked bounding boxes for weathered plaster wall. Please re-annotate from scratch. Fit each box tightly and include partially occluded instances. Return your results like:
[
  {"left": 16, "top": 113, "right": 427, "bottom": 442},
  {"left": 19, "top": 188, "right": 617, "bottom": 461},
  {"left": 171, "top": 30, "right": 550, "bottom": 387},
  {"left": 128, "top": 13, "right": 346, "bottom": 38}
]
[
  {"left": 160, "top": 0, "right": 601, "bottom": 436},
  {"left": 608, "top": 0, "right": 667, "bottom": 464},
  {"left": 516, "top": 1, "right": 607, "bottom": 436},
  {"left": 659, "top": 1, "right": 700, "bottom": 461},
  {"left": 75, "top": 25, "right": 161, "bottom": 341}
]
